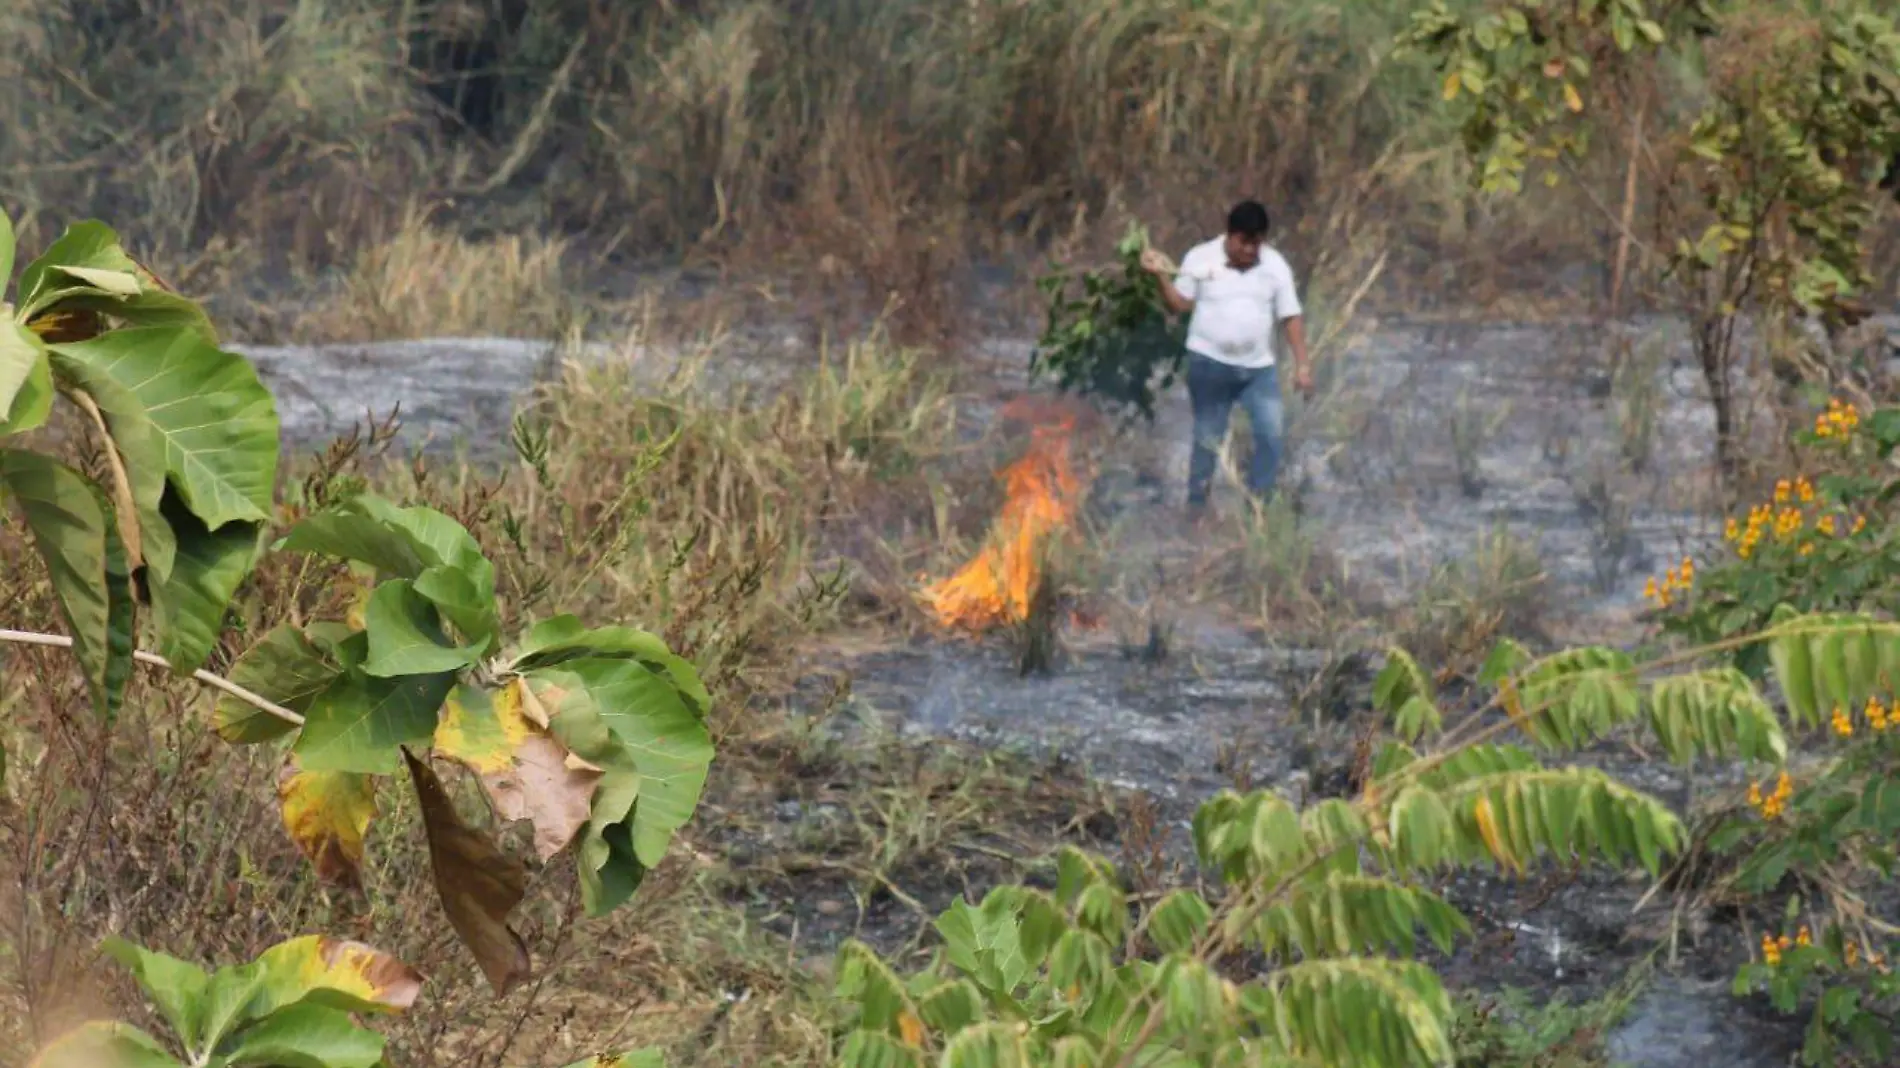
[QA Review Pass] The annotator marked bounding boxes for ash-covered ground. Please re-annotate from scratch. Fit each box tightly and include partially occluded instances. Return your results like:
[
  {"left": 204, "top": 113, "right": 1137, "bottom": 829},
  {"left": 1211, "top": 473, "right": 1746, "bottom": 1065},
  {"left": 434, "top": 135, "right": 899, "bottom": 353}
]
[{"left": 242, "top": 311, "right": 1899, "bottom": 1067}]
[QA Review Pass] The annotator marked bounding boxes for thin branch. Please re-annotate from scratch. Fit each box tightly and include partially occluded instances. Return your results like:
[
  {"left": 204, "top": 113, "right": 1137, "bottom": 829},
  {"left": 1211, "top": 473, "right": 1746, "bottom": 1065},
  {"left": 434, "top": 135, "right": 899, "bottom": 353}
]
[{"left": 0, "top": 628, "right": 304, "bottom": 727}]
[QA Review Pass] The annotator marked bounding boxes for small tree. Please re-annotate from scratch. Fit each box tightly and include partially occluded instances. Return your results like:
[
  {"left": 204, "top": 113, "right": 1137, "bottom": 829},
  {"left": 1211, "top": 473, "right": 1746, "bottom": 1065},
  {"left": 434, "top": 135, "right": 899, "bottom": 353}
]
[
  {"left": 1403, "top": 0, "right": 1900, "bottom": 487},
  {"left": 2, "top": 211, "right": 706, "bottom": 1064}
]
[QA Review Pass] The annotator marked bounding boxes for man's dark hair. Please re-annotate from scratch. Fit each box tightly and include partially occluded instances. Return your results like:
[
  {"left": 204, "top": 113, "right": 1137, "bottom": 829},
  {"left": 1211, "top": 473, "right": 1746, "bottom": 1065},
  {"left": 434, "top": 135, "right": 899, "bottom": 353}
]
[{"left": 1226, "top": 200, "right": 1271, "bottom": 239}]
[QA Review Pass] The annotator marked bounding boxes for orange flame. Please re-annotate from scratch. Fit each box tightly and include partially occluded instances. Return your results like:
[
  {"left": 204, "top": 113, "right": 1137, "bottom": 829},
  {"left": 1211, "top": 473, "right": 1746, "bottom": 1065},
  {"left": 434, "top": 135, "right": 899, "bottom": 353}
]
[{"left": 923, "top": 411, "right": 1085, "bottom": 630}]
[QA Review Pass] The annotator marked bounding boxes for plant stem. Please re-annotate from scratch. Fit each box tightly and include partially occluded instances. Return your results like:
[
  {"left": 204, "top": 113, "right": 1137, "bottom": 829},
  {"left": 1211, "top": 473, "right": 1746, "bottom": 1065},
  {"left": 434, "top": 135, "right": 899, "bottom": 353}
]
[{"left": 0, "top": 628, "right": 304, "bottom": 727}]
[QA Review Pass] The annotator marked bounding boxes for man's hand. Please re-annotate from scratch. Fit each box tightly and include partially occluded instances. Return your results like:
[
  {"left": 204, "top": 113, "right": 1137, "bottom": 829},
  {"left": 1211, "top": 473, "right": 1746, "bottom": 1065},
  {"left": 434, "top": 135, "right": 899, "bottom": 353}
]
[
  {"left": 1292, "top": 363, "right": 1315, "bottom": 396},
  {"left": 1139, "top": 247, "right": 1175, "bottom": 276}
]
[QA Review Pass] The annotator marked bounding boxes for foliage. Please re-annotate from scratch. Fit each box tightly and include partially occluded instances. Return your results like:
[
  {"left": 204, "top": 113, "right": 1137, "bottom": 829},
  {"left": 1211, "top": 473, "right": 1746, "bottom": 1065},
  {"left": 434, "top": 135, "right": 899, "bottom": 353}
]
[
  {"left": 1405, "top": 0, "right": 1900, "bottom": 476},
  {"left": 1653, "top": 399, "right": 1900, "bottom": 665},
  {"left": 1029, "top": 222, "right": 1185, "bottom": 423},
  {"left": 28, "top": 934, "right": 667, "bottom": 1068},
  {"left": 1663, "top": 10, "right": 1900, "bottom": 332},
  {"left": 1642, "top": 405, "right": 1900, "bottom": 1065},
  {"left": 1400, "top": 0, "right": 1709, "bottom": 195},
  {"left": 827, "top": 586, "right": 1900, "bottom": 1065},
  {"left": 2, "top": 212, "right": 714, "bottom": 1063},
  {"left": 827, "top": 630, "right": 1748, "bottom": 1065}
]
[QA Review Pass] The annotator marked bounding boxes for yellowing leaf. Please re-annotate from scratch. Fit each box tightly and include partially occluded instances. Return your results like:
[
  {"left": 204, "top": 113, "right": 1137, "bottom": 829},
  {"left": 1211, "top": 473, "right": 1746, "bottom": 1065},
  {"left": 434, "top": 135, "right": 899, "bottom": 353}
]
[
  {"left": 341, "top": 568, "right": 375, "bottom": 630},
  {"left": 438, "top": 681, "right": 601, "bottom": 859},
  {"left": 1563, "top": 82, "right": 1584, "bottom": 113},
  {"left": 898, "top": 1010, "right": 926, "bottom": 1048},
  {"left": 1442, "top": 71, "right": 1462, "bottom": 100},
  {"left": 435, "top": 683, "right": 524, "bottom": 774},
  {"left": 254, "top": 935, "right": 422, "bottom": 1016},
  {"left": 403, "top": 748, "right": 530, "bottom": 994},
  {"left": 1501, "top": 678, "right": 1526, "bottom": 726},
  {"left": 1474, "top": 795, "right": 1515, "bottom": 871},
  {"left": 279, "top": 763, "right": 377, "bottom": 887}
]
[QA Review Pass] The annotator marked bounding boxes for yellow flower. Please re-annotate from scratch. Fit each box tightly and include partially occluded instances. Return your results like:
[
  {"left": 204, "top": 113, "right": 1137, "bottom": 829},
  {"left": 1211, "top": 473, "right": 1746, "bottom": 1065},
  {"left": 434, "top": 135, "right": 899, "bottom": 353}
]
[
  {"left": 1797, "top": 476, "right": 1815, "bottom": 503},
  {"left": 1796, "top": 925, "right": 1812, "bottom": 947},
  {"left": 1747, "top": 781, "right": 1764, "bottom": 807},
  {"left": 1832, "top": 705, "right": 1854, "bottom": 737},
  {"left": 1763, "top": 933, "right": 1784, "bottom": 966},
  {"left": 1725, "top": 517, "right": 1741, "bottom": 542},
  {"left": 1818, "top": 514, "right": 1837, "bottom": 537},
  {"left": 1853, "top": 514, "right": 1868, "bottom": 535}
]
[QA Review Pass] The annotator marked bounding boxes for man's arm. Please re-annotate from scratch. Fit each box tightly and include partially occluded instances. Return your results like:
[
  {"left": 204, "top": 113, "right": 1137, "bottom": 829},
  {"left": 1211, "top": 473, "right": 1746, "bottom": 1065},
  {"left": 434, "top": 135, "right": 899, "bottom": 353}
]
[
  {"left": 1275, "top": 260, "right": 1313, "bottom": 394},
  {"left": 1283, "top": 315, "right": 1312, "bottom": 393}
]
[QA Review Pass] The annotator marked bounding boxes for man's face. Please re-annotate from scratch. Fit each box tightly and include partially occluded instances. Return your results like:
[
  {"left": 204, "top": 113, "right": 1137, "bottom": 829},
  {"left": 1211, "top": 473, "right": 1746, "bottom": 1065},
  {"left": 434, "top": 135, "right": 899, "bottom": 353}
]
[{"left": 1223, "top": 231, "right": 1263, "bottom": 270}]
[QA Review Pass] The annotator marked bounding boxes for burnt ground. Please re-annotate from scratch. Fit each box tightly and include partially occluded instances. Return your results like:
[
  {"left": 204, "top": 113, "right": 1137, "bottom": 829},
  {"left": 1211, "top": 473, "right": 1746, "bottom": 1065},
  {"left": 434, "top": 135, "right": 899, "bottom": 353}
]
[{"left": 239, "top": 311, "right": 1900, "bottom": 1066}]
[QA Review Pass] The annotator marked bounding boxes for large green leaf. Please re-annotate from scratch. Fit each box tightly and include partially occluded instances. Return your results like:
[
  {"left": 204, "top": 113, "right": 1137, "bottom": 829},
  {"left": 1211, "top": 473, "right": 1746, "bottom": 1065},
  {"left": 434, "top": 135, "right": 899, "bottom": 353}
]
[
  {"left": 526, "top": 672, "right": 645, "bottom": 914},
  {"left": 50, "top": 325, "right": 277, "bottom": 529},
  {"left": 15, "top": 220, "right": 141, "bottom": 322},
  {"left": 1, "top": 319, "right": 43, "bottom": 425},
  {"left": 44, "top": 345, "right": 176, "bottom": 579},
  {"left": 0, "top": 449, "right": 135, "bottom": 716},
  {"left": 362, "top": 579, "right": 484, "bottom": 677},
  {"left": 217, "top": 625, "right": 345, "bottom": 744},
  {"left": 147, "top": 495, "right": 264, "bottom": 673},
  {"left": 25, "top": 1021, "right": 181, "bottom": 1068},
  {"left": 0, "top": 320, "right": 52, "bottom": 436},
  {"left": 52, "top": 258, "right": 217, "bottom": 342},
  {"left": 292, "top": 665, "right": 456, "bottom": 775},
  {"left": 217, "top": 1003, "right": 384, "bottom": 1068},
  {"left": 99, "top": 937, "right": 210, "bottom": 1050},
  {"left": 281, "top": 496, "right": 499, "bottom": 653},
  {"left": 526, "top": 657, "right": 713, "bottom": 915},
  {"left": 513, "top": 615, "right": 710, "bottom": 719},
  {"left": 546, "top": 657, "right": 713, "bottom": 866}
]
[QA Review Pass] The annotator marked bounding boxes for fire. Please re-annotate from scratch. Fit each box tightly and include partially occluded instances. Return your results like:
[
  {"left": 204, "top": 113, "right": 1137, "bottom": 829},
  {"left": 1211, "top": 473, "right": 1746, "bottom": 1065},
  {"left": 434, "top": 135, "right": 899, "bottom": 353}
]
[{"left": 923, "top": 408, "right": 1086, "bottom": 630}]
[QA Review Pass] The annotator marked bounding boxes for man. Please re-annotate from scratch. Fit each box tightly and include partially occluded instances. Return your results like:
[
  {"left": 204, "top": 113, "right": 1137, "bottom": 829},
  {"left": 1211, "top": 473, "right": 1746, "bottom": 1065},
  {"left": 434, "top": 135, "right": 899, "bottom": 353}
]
[{"left": 1141, "top": 200, "right": 1312, "bottom": 514}]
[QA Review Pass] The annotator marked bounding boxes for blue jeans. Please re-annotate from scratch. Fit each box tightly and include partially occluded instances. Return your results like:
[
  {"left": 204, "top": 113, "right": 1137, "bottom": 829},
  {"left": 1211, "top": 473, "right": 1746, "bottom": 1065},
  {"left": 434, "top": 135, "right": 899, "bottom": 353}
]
[{"left": 1186, "top": 354, "right": 1284, "bottom": 507}]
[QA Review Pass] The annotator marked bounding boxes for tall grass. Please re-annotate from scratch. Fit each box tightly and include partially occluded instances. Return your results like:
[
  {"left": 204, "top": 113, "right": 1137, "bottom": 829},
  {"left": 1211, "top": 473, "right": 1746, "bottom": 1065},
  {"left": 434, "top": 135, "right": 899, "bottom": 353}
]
[{"left": 2, "top": 0, "right": 1488, "bottom": 332}]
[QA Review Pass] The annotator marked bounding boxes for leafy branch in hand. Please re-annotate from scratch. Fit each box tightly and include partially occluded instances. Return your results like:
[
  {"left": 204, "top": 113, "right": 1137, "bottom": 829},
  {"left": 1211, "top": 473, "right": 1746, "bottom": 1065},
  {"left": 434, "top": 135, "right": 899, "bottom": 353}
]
[{"left": 1029, "top": 221, "right": 1186, "bottom": 422}]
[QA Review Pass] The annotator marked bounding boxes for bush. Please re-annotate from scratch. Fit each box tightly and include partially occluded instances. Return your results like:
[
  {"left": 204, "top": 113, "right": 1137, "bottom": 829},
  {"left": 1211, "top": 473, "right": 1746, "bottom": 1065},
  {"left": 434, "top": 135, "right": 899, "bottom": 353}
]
[{"left": 1644, "top": 398, "right": 1900, "bottom": 1066}]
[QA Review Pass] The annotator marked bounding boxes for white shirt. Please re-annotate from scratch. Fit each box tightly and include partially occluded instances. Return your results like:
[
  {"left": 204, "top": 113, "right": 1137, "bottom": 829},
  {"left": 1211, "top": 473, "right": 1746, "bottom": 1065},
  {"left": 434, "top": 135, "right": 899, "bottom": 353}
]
[{"left": 1174, "top": 239, "right": 1303, "bottom": 369}]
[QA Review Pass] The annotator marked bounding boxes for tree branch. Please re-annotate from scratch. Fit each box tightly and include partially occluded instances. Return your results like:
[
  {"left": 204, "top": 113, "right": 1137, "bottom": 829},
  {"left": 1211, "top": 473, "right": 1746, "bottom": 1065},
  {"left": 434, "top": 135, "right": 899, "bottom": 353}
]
[{"left": 0, "top": 628, "right": 305, "bottom": 727}]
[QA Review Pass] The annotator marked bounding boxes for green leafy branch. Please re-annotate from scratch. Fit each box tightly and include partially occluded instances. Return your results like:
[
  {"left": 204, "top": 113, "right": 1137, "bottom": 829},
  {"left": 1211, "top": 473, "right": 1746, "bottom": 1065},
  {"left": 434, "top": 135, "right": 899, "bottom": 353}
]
[
  {"left": 1028, "top": 221, "right": 1185, "bottom": 422},
  {"left": 3, "top": 211, "right": 719, "bottom": 1064}
]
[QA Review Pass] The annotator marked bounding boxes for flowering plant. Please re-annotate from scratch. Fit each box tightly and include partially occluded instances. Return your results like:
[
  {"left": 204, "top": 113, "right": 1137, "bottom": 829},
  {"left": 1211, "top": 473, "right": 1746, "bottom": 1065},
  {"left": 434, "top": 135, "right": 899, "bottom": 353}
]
[{"left": 1643, "top": 398, "right": 1900, "bottom": 1065}]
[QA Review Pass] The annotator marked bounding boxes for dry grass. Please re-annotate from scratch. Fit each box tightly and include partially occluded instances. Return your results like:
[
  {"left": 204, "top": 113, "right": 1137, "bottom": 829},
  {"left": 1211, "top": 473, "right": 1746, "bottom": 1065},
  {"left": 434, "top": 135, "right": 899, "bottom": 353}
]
[
  {"left": 294, "top": 210, "right": 579, "bottom": 342},
  {"left": 0, "top": 0, "right": 1660, "bottom": 345},
  {"left": 0, "top": 326, "right": 998, "bottom": 1067}
]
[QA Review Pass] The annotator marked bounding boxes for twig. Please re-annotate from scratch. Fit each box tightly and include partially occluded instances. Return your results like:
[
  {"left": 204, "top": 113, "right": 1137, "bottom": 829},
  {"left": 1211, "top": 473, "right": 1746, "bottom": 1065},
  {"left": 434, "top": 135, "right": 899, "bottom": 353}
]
[
  {"left": 463, "top": 34, "right": 587, "bottom": 197},
  {"left": 0, "top": 628, "right": 304, "bottom": 727}
]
